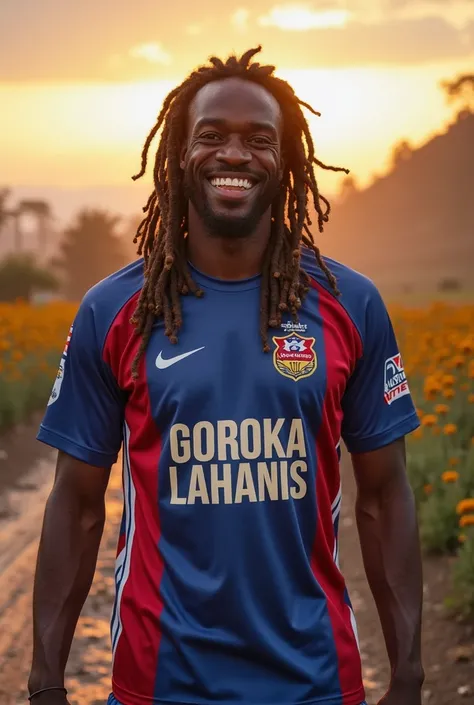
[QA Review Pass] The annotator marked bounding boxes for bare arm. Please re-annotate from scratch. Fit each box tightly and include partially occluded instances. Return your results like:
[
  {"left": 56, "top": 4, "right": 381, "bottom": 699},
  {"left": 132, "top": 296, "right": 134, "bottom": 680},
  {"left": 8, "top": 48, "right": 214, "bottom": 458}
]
[
  {"left": 28, "top": 451, "right": 111, "bottom": 699},
  {"left": 351, "top": 437, "right": 424, "bottom": 702}
]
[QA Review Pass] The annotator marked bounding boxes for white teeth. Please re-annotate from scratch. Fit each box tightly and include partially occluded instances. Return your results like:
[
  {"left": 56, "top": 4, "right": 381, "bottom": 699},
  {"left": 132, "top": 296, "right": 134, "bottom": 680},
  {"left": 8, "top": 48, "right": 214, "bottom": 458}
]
[{"left": 210, "top": 177, "right": 254, "bottom": 190}]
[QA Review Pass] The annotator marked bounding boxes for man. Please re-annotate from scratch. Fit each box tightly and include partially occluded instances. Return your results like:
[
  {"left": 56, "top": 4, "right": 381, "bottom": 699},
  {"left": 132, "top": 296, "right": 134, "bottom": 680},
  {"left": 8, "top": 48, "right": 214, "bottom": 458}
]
[{"left": 28, "top": 47, "right": 424, "bottom": 705}]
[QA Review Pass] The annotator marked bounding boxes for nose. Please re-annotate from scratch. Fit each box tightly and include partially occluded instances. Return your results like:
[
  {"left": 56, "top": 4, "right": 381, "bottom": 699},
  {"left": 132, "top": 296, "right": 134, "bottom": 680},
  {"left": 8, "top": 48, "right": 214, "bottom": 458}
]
[{"left": 215, "top": 135, "right": 252, "bottom": 166}]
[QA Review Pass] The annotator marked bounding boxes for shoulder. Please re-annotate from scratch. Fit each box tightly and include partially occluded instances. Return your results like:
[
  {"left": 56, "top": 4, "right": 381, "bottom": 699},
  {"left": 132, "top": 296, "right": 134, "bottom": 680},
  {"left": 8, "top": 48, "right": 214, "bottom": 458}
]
[
  {"left": 301, "top": 247, "right": 388, "bottom": 345},
  {"left": 76, "top": 259, "right": 144, "bottom": 348},
  {"left": 301, "top": 247, "right": 380, "bottom": 301}
]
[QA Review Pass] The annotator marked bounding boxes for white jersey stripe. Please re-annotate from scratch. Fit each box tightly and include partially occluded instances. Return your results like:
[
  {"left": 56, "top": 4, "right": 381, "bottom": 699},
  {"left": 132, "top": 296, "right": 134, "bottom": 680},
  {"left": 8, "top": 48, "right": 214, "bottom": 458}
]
[{"left": 111, "top": 423, "right": 136, "bottom": 662}]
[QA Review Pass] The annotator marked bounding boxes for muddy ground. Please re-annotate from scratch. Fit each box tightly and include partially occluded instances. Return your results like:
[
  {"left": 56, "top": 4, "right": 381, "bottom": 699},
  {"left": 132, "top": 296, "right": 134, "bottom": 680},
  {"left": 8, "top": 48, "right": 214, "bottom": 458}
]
[{"left": 0, "top": 420, "right": 472, "bottom": 705}]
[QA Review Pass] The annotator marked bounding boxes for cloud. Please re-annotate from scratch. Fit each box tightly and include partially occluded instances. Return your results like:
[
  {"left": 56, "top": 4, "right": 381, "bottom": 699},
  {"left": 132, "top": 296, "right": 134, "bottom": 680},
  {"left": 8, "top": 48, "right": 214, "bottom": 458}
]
[
  {"left": 258, "top": 5, "right": 352, "bottom": 30},
  {"left": 0, "top": 0, "right": 473, "bottom": 82},
  {"left": 388, "top": 0, "right": 473, "bottom": 6},
  {"left": 231, "top": 8, "right": 250, "bottom": 32},
  {"left": 186, "top": 23, "right": 205, "bottom": 36},
  {"left": 129, "top": 42, "right": 172, "bottom": 65}
]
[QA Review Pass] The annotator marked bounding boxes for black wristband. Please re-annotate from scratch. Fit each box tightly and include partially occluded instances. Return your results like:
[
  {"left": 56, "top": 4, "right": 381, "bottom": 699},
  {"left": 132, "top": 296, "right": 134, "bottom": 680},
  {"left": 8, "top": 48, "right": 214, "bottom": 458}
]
[{"left": 28, "top": 687, "right": 68, "bottom": 701}]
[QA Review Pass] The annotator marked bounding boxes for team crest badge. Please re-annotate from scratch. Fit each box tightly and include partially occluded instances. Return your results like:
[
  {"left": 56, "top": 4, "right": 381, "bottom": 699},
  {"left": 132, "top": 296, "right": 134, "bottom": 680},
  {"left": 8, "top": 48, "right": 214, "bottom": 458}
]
[{"left": 272, "top": 333, "right": 317, "bottom": 381}]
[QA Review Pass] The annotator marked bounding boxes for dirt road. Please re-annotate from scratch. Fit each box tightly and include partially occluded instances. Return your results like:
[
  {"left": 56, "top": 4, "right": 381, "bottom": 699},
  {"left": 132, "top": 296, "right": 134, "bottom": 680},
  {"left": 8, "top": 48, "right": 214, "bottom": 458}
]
[{"left": 0, "top": 424, "right": 472, "bottom": 705}]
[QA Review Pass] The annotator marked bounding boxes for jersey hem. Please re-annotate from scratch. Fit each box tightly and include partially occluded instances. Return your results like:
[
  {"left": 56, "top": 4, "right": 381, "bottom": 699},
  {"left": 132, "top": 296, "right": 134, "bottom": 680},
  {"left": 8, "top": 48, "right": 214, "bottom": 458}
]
[
  {"left": 112, "top": 682, "right": 366, "bottom": 705},
  {"left": 343, "top": 411, "right": 420, "bottom": 454},
  {"left": 37, "top": 424, "right": 119, "bottom": 468}
]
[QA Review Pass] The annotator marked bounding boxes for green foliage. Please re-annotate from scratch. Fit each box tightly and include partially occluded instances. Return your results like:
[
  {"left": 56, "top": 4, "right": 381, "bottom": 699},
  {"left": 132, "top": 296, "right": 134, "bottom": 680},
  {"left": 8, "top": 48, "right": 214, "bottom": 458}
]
[
  {"left": 0, "top": 351, "right": 59, "bottom": 431},
  {"left": 53, "top": 209, "right": 129, "bottom": 300},
  {"left": 419, "top": 486, "right": 463, "bottom": 554},
  {"left": 451, "top": 531, "right": 474, "bottom": 618},
  {"left": 0, "top": 253, "right": 59, "bottom": 302}
]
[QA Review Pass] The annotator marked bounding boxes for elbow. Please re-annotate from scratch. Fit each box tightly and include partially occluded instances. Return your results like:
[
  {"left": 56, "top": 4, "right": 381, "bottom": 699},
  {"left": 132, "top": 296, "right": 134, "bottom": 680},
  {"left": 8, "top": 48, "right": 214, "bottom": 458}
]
[
  {"left": 78, "top": 500, "right": 106, "bottom": 536},
  {"left": 357, "top": 473, "right": 414, "bottom": 512},
  {"left": 45, "top": 485, "right": 106, "bottom": 535}
]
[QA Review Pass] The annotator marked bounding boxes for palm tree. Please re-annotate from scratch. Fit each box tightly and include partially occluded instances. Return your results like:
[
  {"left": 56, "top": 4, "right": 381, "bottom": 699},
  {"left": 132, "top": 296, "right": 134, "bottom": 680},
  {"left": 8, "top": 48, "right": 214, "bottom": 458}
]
[
  {"left": 11, "top": 207, "right": 23, "bottom": 252},
  {"left": 0, "top": 188, "right": 12, "bottom": 243},
  {"left": 0, "top": 189, "right": 26, "bottom": 252},
  {"left": 18, "top": 199, "right": 53, "bottom": 252}
]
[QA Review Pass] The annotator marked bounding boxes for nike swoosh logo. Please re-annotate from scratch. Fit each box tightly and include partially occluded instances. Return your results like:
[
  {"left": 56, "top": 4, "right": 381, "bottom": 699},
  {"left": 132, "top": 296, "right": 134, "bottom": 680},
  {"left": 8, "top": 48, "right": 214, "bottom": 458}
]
[{"left": 155, "top": 346, "right": 205, "bottom": 369}]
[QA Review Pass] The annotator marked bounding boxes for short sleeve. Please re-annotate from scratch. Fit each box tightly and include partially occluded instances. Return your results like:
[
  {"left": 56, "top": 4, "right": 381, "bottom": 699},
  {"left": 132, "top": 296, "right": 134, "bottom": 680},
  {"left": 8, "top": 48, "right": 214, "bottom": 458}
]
[
  {"left": 37, "top": 296, "right": 125, "bottom": 467},
  {"left": 341, "top": 287, "right": 420, "bottom": 453}
]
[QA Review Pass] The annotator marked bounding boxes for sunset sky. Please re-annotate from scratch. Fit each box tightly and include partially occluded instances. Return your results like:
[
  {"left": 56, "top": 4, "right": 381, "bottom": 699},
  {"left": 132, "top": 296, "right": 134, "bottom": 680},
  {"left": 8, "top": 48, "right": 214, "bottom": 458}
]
[{"left": 1, "top": 0, "right": 473, "bottom": 216}]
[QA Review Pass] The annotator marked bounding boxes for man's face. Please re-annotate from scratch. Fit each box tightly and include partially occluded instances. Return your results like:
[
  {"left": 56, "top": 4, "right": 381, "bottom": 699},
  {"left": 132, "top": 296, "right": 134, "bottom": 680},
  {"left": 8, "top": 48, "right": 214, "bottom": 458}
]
[{"left": 180, "top": 77, "right": 284, "bottom": 239}]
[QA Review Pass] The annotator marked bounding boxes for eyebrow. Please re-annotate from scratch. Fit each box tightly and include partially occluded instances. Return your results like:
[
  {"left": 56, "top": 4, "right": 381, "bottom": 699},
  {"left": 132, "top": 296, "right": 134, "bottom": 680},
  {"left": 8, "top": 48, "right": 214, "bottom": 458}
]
[{"left": 193, "top": 118, "right": 278, "bottom": 136}]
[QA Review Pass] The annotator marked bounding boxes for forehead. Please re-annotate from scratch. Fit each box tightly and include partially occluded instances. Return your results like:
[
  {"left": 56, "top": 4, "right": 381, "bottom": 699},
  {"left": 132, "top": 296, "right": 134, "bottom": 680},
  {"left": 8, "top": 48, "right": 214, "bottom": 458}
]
[{"left": 188, "top": 77, "right": 282, "bottom": 135}]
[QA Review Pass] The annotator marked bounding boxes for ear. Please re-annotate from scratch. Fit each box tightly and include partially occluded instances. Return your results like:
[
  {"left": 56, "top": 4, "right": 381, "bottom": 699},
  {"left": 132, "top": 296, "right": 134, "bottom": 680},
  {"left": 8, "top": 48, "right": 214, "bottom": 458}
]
[
  {"left": 180, "top": 144, "right": 187, "bottom": 171},
  {"left": 278, "top": 153, "right": 286, "bottom": 182}
]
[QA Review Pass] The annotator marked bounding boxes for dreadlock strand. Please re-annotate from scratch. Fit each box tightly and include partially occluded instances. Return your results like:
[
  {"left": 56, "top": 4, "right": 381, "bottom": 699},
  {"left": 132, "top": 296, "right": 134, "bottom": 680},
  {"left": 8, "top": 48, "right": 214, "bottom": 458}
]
[
  {"left": 165, "top": 268, "right": 182, "bottom": 345},
  {"left": 258, "top": 238, "right": 275, "bottom": 351},
  {"left": 132, "top": 85, "right": 184, "bottom": 181},
  {"left": 313, "top": 157, "right": 350, "bottom": 175},
  {"left": 131, "top": 312, "right": 155, "bottom": 379},
  {"left": 297, "top": 99, "right": 321, "bottom": 118},
  {"left": 239, "top": 46, "right": 264, "bottom": 67}
]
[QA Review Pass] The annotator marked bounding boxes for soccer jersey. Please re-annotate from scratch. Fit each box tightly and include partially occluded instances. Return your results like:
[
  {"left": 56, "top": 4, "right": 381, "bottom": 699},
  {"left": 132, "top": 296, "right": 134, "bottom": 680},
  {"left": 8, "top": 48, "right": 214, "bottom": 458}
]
[{"left": 38, "top": 248, "right": 419, "bottom": 705}]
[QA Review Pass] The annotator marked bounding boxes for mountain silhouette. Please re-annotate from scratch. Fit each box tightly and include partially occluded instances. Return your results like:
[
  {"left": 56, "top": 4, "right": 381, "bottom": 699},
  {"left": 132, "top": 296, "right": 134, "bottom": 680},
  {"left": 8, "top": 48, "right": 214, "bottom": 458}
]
[{"left": 322, "top": 112, "right": 474, "bottom": 294}]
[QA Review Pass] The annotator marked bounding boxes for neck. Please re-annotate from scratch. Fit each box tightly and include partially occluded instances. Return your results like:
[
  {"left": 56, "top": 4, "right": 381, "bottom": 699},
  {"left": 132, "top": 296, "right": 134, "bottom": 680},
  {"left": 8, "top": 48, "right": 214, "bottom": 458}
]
[{"left": 186, "top": 206, "right": 272, "bottom": 280}]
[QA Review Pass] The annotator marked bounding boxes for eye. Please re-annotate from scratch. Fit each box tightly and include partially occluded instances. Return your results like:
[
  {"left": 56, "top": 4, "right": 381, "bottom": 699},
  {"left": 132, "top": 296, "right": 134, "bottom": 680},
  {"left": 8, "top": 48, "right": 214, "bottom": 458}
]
[
  {"left": 199, "top": 132, "right": 222, "bottom": 141},
  {"left": 249, "top": 136, "right": 272, "bottom": 146}
]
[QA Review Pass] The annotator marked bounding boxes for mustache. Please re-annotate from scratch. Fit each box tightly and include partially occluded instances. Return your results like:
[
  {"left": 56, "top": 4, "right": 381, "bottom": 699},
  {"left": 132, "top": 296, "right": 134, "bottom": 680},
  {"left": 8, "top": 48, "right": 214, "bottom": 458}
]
[{"left": 205, "top": 167, "right": 262, "bottom": 177}]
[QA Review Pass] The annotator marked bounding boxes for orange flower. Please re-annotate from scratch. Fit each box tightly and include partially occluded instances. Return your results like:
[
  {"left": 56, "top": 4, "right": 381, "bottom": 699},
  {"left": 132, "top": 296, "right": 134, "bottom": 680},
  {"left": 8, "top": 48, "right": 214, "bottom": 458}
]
[
  {"left": 459, "top": 514, "right": 474, "bottom": 528},
  {"left": 424, "top": 378, "right": 442, "bottom": 397},
  {"left": 422, "top": 414, "right": 438, "bottom": 427},
  {"left": 443, "top": 423, "right": 457, "bottom": 436},
  {"left": 443, "top": 388, "right": 455, "bottom": 399},
  {"left": 456, "top": 499, "right": 474, "bottom": 515},
  {"left": 449, "top": 457, "right": 460, "bottom": 467},
  {"left": 442, "top": 374, "right": 456, "bottom": 386},
  {"left": 458, "top": 534, "right": 468, "bottom": 544},
  {"left": 424, "top": 484, "right": 433, "bottom": 495},
  {"left": 452, "top": 355, "right": 465, "bottom": 369},
  {"left": 442, "top": 470, "right": 459, "bottom": 483},
  {"left": 412, "top": 428, "right": 423, "bottom": 440},
  {"left": 459, "top": 337, "right": 474, "bottom": 354},
  {"left": 434, "top": 404, "right": 449, "bottom": 415}
]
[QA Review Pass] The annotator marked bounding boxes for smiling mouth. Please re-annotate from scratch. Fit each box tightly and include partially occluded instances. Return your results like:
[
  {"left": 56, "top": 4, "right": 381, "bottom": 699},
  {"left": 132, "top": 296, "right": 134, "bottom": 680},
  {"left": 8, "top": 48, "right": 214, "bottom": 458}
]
[{"left": 208, "top": 176, "right": 257, "bottom": 192}]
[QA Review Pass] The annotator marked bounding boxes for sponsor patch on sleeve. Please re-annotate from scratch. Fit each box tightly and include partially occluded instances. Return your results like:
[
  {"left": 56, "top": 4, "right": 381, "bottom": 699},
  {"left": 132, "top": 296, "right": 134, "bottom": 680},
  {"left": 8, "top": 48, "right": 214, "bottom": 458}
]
[
  {"left": 47, "top": 325, "right": 73, "bottom": 406},
  {"left": 384, "top": 353, "right": 410, "bottom": 405}
]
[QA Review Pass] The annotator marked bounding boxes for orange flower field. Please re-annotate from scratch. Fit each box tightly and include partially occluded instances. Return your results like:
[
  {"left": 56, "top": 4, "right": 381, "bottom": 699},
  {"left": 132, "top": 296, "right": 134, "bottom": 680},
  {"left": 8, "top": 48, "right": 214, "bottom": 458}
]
[
  {"left": 0, "top": 301, "right": 77, "bottom": 428},
  {"left": 392, "top": 302, "right": 474, "bottom": 615},
  {"left": 0, "top": 299, "right": 473, "bottom": 614}
]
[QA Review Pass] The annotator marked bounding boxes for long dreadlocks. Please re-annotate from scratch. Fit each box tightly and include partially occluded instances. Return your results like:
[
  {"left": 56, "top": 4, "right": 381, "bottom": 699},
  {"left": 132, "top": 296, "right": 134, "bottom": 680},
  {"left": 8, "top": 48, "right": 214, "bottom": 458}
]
[{"left": 130, "top": 46, "right": 349, "bottom": 377}]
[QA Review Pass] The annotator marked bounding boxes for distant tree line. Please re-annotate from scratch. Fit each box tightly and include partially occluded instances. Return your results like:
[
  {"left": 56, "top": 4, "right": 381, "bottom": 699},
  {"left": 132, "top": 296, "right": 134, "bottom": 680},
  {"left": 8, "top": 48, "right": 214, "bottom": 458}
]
[
  {"left": 337, "top": 70, "right": 474, "bottom": 202},
  {"left": 0, "top": 191, "right": 132, "bottom": 302}
]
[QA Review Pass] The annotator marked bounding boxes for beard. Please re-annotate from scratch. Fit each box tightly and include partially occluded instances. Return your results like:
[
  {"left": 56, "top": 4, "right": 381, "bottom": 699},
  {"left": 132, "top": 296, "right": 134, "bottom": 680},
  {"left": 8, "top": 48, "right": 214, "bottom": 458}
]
[{"left": 183, "top": 171, "right": 281, "bottom": 239}]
